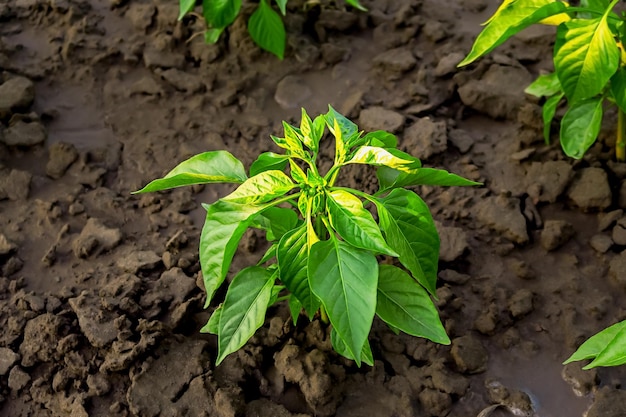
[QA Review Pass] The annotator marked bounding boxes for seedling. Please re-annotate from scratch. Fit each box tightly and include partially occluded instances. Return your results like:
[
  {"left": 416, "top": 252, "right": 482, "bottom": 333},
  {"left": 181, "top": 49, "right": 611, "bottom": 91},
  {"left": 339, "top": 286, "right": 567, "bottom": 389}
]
[
  {"left": 564, "top": 319, "right": 626, "bottom": 369},
  {"left": 135, "top": 107, "right": 479, "bottom": 365},
  {"left": 460, "top": 0, "right": 626, "bottom": 161},
  {"left": 178, "top": 0, "right": 366, "bottom": 59}
]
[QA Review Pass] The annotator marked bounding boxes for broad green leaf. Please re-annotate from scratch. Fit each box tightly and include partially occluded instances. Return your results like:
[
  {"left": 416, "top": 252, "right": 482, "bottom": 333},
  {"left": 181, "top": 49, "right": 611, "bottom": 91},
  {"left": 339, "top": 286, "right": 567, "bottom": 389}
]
[
  {"left": 300, "top": 108, "right": 322, "bottom": 152},
  {"left": 199, "top": 200, "right": 269, "bottom": 307},
  {"left": 250, "top": 152, "right": 289, "bottom": 176},
  {"left": 579, "top": 0, "right": 612, "bottom": 19},
  {"left": 611, "top": 68, "right": 626, "bottom": 113},
  {"left": 564, "top": 320, "right": 626, "bottom": 365},
  {"left": 330, "top": 327, "right": 374, "bottom": 366},
  {"left": 268, "top": 284, "right": 284, "bottom": 306},
  {"left": 203, "top": 0, "right": 241, "bottom": 28},
  {"left": 560, "top": 97, "right": 603, "bottom": 159},
  {"left": 178, "top": 0, "right": 195, "bottom": 20},
  {"left": 277, "top": 225, "right": 320, "bottom": 318},
  {"left": 289, "top": 159, "right": 307, "bottom": 184},
  {"left": 200, "top": 305, "right": 223, "bottom": 334},
  {"left": 325, "top": 105, "right": 358, "bottom": 143},
  {"left": 274, "top": 0, "right": 287, "bottom": 15},
  {"left": 525, "top": 72, "right": 563, "bottom": 97},
  {"left": 223, "top": 170, "right": 295, "bottom": 204},
  {"left": 327, "top": 190, "right": 397, "bottom": 256},
  {"left": 377, "top": 166, "right": 480, "bottom": 191},
  {"left": 346, "top": 146, "right": 420, "bottom": 173},
  {"left": 377, "top": 189, "right": 439, "bottom": 295},
  {"left": 459, "top": 0, "right": 569, "bottom": 66},
  {"left": 344, "top": 0, "right": 367, "bottom": 12},
  {"left": 134, "top": 151, "right": 247, "bottom": 193},
  {"left": 585, "top": 325, "right": 626, "bottom": 368},
  {"left": 248, "top": 0, "right": 286, "bottom": 59},
  {"left": 542, "top": 92, "right": 564, "bottom": 144},
  {"left": 253, "top": 206, "right": 299, "bottom": 241},
  {"left": 377, "top": 265, "right": 450, "bottom": 344},
  {"left": 309, "top": 238, "right": 378, "bottom": 365},
  {"left": 362, "top": 131, "right": 398, "bottom": 148},
  {"left": 205, "top": 27, "right": 225, "bottom": 43},
  {"left": 554, "top": 16, "right": 619, "bottom": 102},
  {"left": 217, "top": 267, "right": 274, "bottom": 364},
  {"left": 288, "top": 295, "right": 302, "bottom": 325}
]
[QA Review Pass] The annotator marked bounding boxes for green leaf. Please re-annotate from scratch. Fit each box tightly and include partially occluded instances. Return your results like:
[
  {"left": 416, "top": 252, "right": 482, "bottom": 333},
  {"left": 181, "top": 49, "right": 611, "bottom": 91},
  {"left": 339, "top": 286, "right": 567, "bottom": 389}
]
[
  {"left": 564, "top": 320, "right": 626, "bottom": 366},
  {"left": 248, "top": 0, "right": 286, "bottom": 59},
  {"left": 253, "top": 206, "right": 299, "bottom": 241},
  {"left": 377, "top": 265, "right": 450, "bottom": 344},
  {"left": 134, "top": 151, "right": 247, "bottom": 193},
  {"left": 277, "top": 225, "right": 320, "bottom": 318},
  {"left": 362, "top": 131, "right": 398, "bottom": 148},
  {"left": 541, "top": 92, "right": 564, "bottom": 144},
  {"left": 376, "top": 189, "right": 440, "bottom": 295},
  {"left": 268, "top": 284, "right": 284, "bottom": 306},
  {"left": 377, "top": 166, "right": 480, "bottom": 191},
  {"left": 274, "top": 0, "right": 287, "bottom": 15},
  {"left": 288, "top": 295, "right": 302, "bottom": 325},
  {"left": 223, "top": 170, "right": 295, "bottom": 204},
  {"left": 344, "top": 0, "right": 367, "bottom": 12},
  {"left": 309, "top": 238, "right": 378, "bottom": 365},
  {"left": 554, "top": 16, "right": 619, "bottom": 102},
  {"left": 611, "top": 68, "right": 626, "bottom": 113},
  {"left": 289, "top": 159, "right": 307, "bottom": 184},
  {"left": 257, "top": 243, "right": 277, "bottom": 265},
  {"left": 300, "top": 108, "right": 323, "bottom": 152},
  {"left": 200, "top": 305, "right": 223, "bottom": 334},
  {"left": 199, "top": 200, "right": 269, "bottom": 307},
  {"left": 203, "top": 0, "right": 241, "bottom": 28},
  {"left": 179, "top": 0, "right": 196, "bottom": 20},
  {"left": 585, "top": 325, "right": 626, "bottom": 368},
  {"left": 346, "top": 146, "right": 421, "bottom": 173},
  {"left": 205, "top": 27, "right": 225, "bottom": 44},
  {"left": 326, "top": 190, "right": 397, "bottom": 256},
  {"left": 559, "top": 97, "right": 603, "bottom": 159},
  {"left": 272, "top": 133, "right": 306, "bottom": 158},
  {"left": 525, "top": 72, "right": 562, "bottom": 97},
  {"left": 217, "top": 267, "right": 274, "bottom": 364},
  {"left": 331, "top": 327, "right": 374, "bottom": 366},
  {"left": 325, "top": 105, "right": 358, "bottom": 143},
  {"left": 459, "top": 0, "right": 569, "bottom": 66},
  {"left": 250, "top": 152, "right": 289, "bottom": 176}
]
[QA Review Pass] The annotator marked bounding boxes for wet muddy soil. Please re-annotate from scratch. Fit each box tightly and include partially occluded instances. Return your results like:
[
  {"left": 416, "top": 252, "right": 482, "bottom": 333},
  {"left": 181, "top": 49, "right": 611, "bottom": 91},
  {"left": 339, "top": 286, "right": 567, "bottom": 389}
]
[{"left": 1, "top": 0, "right": 626, "bottom": 416}]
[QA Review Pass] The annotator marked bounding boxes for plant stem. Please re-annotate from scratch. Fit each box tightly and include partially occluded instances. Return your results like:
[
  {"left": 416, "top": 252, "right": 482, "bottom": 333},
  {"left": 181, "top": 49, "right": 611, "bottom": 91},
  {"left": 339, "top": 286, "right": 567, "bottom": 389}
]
[{"left": 618, "top": 108, "right": 625, "bottom": 161}]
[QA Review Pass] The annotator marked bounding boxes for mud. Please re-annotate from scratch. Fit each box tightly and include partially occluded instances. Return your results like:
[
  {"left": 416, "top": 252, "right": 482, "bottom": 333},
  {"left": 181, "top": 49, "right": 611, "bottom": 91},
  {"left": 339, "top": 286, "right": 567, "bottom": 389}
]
[{"left": 1, "top": 0, "right": 626, "bottom": 416}]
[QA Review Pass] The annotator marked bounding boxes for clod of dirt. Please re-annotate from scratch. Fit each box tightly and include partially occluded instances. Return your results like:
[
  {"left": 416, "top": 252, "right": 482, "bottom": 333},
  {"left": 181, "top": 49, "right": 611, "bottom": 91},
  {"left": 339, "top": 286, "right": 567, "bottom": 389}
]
[
  {"left": 46, "top": 142, "right": 79, "bottom": 179},
  {"left": 458, "top": 64, "right": 532, "bottom": 119},
  {"left": 373, "top": 47, "right": 417, "bottom": 73},
  {"left": 598, "top": 209, "right": 623, "bottom": 231},
  {"left": 474, "top": 195, "right": 529, "bottom": 244},
  {"left": 608, "top": 250, "right": 626, "bottom": 287},
  {"left": 561, "top": 363, "right": 597, "bottom": 397},
  {"left": 275, "top": 75, "right": 312, "bottom": 109},
  {"left": 507, "top": 289, "right": 533, "bottom": 318},
  {"left": 438, "top": 269, "right": 471, "bottom": 285},
  {"left": 2, "top": 119, "right": 47, "bottom": 146},
  {"left": 437, "top": 223, "right": 469, "bottom": 262},
  {"left": 525, "top": 161, "right": 574, "bottom": 203},
  {"left": 19, "top": 313, "right": 67, "bottom": 367},
  {"left": 337, "top": 382, "right": 414, "bottom": 417},
  {"left": 359, "top": 107, "right": 405, "bottom": 133},
  {"left": 589, "top": 234, "right": 613, "bottom": 253},
  {"left": 100, "top": 320, "right": 165, "bottom": 372},
  {"left": 403, "top": 117, "right": 447, "bottom": 159},
  {"left": 434, "top": 52, "right": 465, "bottom": 77},
  {"left": 116, "top": 250, "right": 162, "bottom": 273},
  {"left": 540, "top": 220, "right": 575, "bottom": 251},
  {"left": 448, "top": 129, "right": 475, "bottom": 154},
  {"left": 450, "top": 334, "right": 488, "bottom": 374},
  {"left": 484, "top": 379, "right": 535, "bottom": 417},
  {"left": 143, "top": 48, "right": 185, "bottom": 69},
  {"left": 125, "top": 3, "right": 155, "bottom": 32},
  {"left": 72, "top": 218, "right": 122, "bottom": 259},
  {"left": 0, "top": 233, "right": 17, "bottom": 255},
  {"left": 430, "top": 365, "right": 469, "bottom": 396},
  {"left": 611, "top": 217, "right": 626, "bottom": 245},
  {"left": 567, "top": 167, "right": 612, "bottom": 211},
  {"left": 0, "top": 347, "right": 19, "bottom": 375},
  {"left": 585, "top": 387, "right": 626, "bottom": 417},
  {"left": 158, "top": 68, "right": 206, "bottom": 94},
  {"left": 68, "top": 291, "right": 118, "bottom": 348},
  {"left": 128, "top": 76, "right": 165, "bottom": 97},
  {"left": 0, "top": 168, "right": 31, "bottom": 201},
  {"left": 0, "top": 76, "right": 34, "bottom": 118},
  {"left": 246, "top": 398, "right": 309, "bottom": 417},
  {"left": 7, "top": 366, "right": 30, "bottom": 391},
  {"left": 418, "top": 388, "right": 452, "bottom": 417}
]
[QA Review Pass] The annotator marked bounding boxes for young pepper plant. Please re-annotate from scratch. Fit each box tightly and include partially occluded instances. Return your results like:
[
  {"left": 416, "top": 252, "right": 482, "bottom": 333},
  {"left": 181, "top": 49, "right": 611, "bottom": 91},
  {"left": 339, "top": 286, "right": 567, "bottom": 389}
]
[
  {"left": 135, "top": 106, "right": 479, "bottom": 365},
  {"left": 459, "top": 0, "right": 626, "bottom": 161},
  {"left": 178, "top": 0, "right": 366, "bottom": 59}
]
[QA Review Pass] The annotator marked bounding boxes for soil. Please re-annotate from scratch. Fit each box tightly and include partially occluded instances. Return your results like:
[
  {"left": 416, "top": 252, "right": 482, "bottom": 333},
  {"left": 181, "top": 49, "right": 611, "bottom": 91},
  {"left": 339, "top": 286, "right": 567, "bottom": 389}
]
[{"left": 1, "top": 0, "right": 626, "bottom": 416}]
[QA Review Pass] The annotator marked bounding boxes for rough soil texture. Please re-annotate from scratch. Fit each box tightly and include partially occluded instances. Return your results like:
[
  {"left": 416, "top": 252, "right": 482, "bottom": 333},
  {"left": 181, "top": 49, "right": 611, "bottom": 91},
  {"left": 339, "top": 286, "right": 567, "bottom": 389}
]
[{"left": 1, "top": 0, "right": 626, "bottom": 416}]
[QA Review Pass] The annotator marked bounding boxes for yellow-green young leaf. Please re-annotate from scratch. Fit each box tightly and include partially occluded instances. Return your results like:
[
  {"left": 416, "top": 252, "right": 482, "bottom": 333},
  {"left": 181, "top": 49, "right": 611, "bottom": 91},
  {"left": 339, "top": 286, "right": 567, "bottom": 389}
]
[
  {"left": 330, "top": 327, "right": 374, "bottom": 366},
  {"left": 134, "top": 151, "right": 247, "bottom": 193},
  {"left": 223, "top": 170, "right": 295, "bottom": 204},
  {"left": 377, "top": 265, "right": 449, "bottom": 344},
  {"left": 559, "top": 97, "right": 603, "bottom": 159},
  {"left": 459, "top": 0, "right": 569, "bottom": 66},
  {"left": 554, "top": 17, "right": 619, "bottom": 102},
  {"left": 346, "top": 146, "right": 420, "bottom": 173},
  {"left": 289, "top": 159, "right": 307, "bottom": 184},
  {"left": 308, "top": 238, "right": 378, "bottom": 365},
  {"left": 277, "top": 225, "right": 320, "bottom": 318},
  {"left": 249, "top": 152, "right": 289, "bottom": 176},
  {"left": 377, "top": 189, "right": 439, "bottom": 295},
  {"left": 563, "top": 320, "right": 626, "bottom": 367},
  {"left": 525, "top": 72, "right": 562, "bottom": 97},
  {"left": 274, "top": 0, "right": 287, "bottom": 15},
  {"left": 377, "top": 166, "right": 480, "bottom": 191},
  {"left": 199, "top": 200, "right": 269, "bottom": 307},
  {"left": 362, "top": 130, "right": 398, "bottom": 148},
  {"left": 327, "top": 190, "right": 398, "bottom": 256},
  {"left": 611, "top": 68, "right": 626, "bottom": 113},
  {"left": 300, "top": 108, "right": 322, "bottom": 152},
  {"left": 248, "top": 0, "right": 286, "bottom": 59},
  {"left": 178, "top": 0, "right": 195, "bottom": 20},
  {"left": 344, "top": 0, "right": 367, "bottom": 12},
  {"left": 542, "top": 92, "right": 564, "bottom": 144},
  {"left": 203, "top": 0, "right": 241, "bottom": 28},
  {"left": 217, "top": 267, "right": 274, "bottom": 364},
  {"left": 200, "top": 305, "right": 223, "bottom": 334}
]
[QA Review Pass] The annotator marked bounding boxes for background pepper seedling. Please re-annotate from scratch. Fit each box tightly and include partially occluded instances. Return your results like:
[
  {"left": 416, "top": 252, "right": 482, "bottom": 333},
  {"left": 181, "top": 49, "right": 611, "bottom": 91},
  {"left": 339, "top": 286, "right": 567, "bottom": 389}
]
[
  {"left": 135, "top": 106, "right": 479, "bottom": 365},
  {"left": 460, "top": 0, "right": 626, "bottom": 161}
]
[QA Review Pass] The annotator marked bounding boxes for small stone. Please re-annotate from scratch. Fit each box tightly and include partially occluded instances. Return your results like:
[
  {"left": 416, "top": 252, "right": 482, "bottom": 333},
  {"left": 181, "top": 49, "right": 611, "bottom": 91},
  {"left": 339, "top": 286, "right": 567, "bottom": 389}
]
[
  {"left": 609, "top": 250, "right": 626, "bottom": 287},
  {"left": 159, "top": 69, "right": 205, "bottom": 93},
  {"left": 612, "top": 218, "right": 626, "bottom": 246},
  {"left": 598, "top": 209, "right": 623, "bottom": 232},
  {"left": 590, "top": 234, "right": 613, "bottom": 253},
  {"left": 586, "top": 387, "right": 626, "bottom": 417},
  {"left": 508, "top": 289, "right": 533, "bottom": 318},
  {"left": 541, "top": 220, "right": 575, "bottom": 251},
  {"left": 2, "top": 120, "right": 47, "bottom": 146},
  {"left": 0, "top": 169, "right": 32, "bottom": 200},
  {"left": 437, "top": 223, "right": 468, "bottom": 262},
  {"left": 438, "top": 269, "right": 471, "bottom": 285},
  {"left": 450, "top": 335, "right": 488, "bottom": 374},
  {"left": 46, "top": 142, "right": 78, "bottom": 179},
  {"left": 0, "top": 76, "right": 35, "bottom": 118},
  {"left": 117, "top": 250, "right": 161, "bottom": 273},
  {"left": 567, "top": 167, "right": 612, "bottom": 211},
  {"left": 373, "top": 47, "right": 417, "bottom": 73},
  {"left": 0, "top": 348, "right": 19, "bottom": 375},
  {"left": 275, "top": 75, "right": 312, "bottom": 109},
  {"left": 434, "top": 52, "right": 464, "bottom": 77},
  {"left": 403, "top": 117, "right": 447, "bottom": 159},
  {"left": 8, "top": 366, "right": 30, "bottom": 391},
  {"left": 358, "top": 107, "right": 405, "bottom": 133}
]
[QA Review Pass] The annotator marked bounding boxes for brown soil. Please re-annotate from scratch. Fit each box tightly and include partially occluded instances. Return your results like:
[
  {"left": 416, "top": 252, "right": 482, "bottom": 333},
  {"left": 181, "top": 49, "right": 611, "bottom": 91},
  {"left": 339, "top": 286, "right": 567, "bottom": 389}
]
[{"left": 1, "top": 0, "right": 626, "bottom": 416}]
